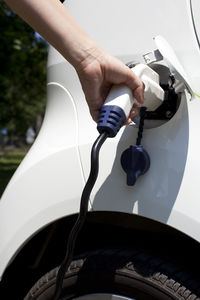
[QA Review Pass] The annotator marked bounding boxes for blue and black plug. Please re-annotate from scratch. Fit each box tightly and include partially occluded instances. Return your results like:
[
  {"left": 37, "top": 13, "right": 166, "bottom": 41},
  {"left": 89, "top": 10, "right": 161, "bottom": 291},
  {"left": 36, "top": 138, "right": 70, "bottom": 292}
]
[
  {"left": 53, "top": 105, "right": 150, "bottom": 300},
  {"left": 97, "top": 105, "right": 150, "bottom": 186}
]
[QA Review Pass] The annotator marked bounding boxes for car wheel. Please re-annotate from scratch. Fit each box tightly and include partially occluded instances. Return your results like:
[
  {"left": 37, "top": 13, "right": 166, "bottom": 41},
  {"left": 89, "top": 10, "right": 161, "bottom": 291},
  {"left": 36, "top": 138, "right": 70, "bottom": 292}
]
[{"left": 24, "top": 247, "right": 200, "bottom": 300}]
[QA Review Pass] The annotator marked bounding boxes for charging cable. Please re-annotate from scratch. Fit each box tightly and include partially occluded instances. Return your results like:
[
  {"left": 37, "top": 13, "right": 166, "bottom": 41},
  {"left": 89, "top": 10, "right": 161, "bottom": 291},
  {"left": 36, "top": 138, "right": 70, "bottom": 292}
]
[
  {"left": 53, "top": 63, "right": 164, "bottom": 299},
  {"left": 53, "top": 93, "right": 128, "bottom": 299},
  {"left": 53, "top": 132, "right": 108, "bottom": 300}
]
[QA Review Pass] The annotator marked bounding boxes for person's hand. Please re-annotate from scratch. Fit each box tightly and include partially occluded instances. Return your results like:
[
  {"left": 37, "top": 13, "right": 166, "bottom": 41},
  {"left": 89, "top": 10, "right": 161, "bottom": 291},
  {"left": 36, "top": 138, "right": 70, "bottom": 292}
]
[
  {"left": 5, "top": 0, "right": 143, "bottom": 124},
  {"left": 4, "top": 1, "right": 144, "bottom": 124},
  {"left": 76, "top": 47, "right": 144, "bottom": 124}
]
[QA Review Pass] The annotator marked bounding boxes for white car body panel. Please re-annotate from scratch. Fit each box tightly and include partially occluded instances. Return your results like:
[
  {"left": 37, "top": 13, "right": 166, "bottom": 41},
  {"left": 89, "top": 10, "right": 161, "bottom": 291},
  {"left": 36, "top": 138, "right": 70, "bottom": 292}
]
[
  {"left": 191, "top": 0, "right": 200, "bottom": 48},
  {"left": 1, "top": 0, "right": 200, "bottom": 280}
]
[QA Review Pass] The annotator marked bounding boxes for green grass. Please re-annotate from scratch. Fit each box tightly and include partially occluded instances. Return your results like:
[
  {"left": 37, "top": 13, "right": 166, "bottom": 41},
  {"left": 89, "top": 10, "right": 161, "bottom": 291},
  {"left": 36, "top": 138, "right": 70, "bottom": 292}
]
[{"left": 0, "top": 152, "right": 26, "bottom": 197}]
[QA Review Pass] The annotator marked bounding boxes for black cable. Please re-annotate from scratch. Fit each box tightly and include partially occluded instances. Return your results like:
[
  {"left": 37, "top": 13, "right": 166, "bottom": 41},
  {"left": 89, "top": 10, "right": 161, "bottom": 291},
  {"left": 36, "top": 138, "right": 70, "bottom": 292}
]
[
  {"left": 53, "top": 131, "right": 108, "bottom": 300},
  {"left": 136, "top": 107, "right": 147, "bottom": 146}
]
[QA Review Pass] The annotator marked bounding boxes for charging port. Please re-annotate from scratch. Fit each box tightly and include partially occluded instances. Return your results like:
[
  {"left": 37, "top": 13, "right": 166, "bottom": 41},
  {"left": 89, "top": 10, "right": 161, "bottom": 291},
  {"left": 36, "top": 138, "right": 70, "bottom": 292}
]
[
  {"left": 132, "top": 63, "right": 182, "bottom": 129},
  {"left": 145, "top": 83, "right": 181, "bottom": 121}
]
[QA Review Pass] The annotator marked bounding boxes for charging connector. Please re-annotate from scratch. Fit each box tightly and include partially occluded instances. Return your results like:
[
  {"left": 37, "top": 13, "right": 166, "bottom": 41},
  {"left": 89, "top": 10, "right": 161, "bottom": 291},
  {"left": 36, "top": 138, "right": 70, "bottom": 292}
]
[
  {"left": 97, "top": 64, "right": 164, "bottom": 137},
  {"left": 53, "top": 132, "right": 108, "bottom": 300},
  {"left": 53, "top": 64, "right": 164, "bottom": 299}
]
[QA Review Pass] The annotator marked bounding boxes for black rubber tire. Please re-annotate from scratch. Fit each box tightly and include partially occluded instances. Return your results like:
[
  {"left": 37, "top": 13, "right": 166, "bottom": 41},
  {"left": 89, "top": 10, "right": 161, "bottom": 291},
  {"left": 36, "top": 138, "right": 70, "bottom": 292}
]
[{"left": 24, "top": 247, "right": 200, "bottom": 300}]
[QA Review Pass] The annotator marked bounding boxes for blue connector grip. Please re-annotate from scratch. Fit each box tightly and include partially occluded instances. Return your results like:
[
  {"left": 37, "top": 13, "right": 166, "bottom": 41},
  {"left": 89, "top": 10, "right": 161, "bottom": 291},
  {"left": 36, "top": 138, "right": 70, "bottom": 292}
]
[{"left": 97, "top": 105, "right": 126, "bottom": 137}]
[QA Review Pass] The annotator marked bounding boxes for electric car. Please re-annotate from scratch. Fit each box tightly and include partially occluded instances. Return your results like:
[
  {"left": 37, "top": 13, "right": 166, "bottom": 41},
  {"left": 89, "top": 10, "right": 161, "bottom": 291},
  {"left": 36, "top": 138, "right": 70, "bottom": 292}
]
[{"left": 1, "top": 0, "right": 200, "bottom": 299}]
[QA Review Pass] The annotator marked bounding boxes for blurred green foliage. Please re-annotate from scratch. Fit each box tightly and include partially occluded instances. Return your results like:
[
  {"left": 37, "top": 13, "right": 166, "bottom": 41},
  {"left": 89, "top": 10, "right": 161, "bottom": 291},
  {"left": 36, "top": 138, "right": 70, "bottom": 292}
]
[
  {"left": 0, "top": 1, "right": 47, "bottom": 137},
  {"left": 0, "top": 152, "right": 26, "bottom": 196}
]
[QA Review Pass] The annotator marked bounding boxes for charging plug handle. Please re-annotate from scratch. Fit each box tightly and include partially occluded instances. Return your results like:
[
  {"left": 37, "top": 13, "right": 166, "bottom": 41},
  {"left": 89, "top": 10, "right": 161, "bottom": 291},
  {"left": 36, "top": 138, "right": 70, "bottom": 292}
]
[
  {"left": 97, "top": 105, "right": 126, "bottom": 137},
  {"left": 97, "top": 63, "right": 164, "bottom": 137}
]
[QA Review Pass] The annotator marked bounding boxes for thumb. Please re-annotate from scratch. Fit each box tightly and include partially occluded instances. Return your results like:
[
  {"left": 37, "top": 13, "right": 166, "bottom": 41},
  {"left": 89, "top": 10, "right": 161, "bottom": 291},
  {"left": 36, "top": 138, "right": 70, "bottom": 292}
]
[{"left": 125, "top": 68, "right": 144, "bottom": 105}]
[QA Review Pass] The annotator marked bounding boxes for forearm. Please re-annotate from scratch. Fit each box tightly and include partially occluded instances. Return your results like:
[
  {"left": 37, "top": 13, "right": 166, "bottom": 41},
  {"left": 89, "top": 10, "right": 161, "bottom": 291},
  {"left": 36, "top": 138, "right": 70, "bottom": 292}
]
[
  {"left": 5, "top": 0, "right": 98, "bottom": 69},
  {"left": 5, "top": 0, "right": 144, "bottom": 122}
]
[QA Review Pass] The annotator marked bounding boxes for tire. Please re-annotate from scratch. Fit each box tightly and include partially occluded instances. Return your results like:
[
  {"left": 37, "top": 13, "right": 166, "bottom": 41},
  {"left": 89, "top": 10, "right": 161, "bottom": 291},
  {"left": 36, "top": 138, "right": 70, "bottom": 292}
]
[{"left": 24, "top": 247, "right": 200, "bottom": 300}]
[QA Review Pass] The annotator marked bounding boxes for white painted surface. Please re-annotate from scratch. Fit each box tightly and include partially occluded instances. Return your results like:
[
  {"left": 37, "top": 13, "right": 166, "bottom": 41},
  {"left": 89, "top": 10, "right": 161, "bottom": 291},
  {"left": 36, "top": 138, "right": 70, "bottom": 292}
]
[
  {"left": 1, "top": 0, "right": 200, "bottom": 280},
  {"left": 0, "top": 83, "right": 86, "bottom": 276},
  {"left": 191, "top": 0, "right": 200, "bottom": 48}
]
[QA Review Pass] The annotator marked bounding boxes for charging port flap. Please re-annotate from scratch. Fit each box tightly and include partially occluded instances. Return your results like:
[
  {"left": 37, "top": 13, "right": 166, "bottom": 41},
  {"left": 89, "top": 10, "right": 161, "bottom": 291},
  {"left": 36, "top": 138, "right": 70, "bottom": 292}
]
[{"left": 154, "top": 35, "right": 194, "bottom": 97}]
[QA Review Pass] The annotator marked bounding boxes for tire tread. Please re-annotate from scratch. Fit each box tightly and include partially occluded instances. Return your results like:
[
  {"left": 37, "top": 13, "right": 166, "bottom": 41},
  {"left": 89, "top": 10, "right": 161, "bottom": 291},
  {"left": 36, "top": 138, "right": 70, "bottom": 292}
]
[{"left": 24, "top": 247, "right": 200, "bottom": 300}]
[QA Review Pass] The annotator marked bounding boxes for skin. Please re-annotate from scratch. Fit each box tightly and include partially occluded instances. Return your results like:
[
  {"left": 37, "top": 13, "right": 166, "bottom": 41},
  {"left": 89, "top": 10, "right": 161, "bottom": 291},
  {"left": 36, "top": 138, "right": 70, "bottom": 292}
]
[{"left": 5, "top": 0, "right": 144, "bottom": 123}]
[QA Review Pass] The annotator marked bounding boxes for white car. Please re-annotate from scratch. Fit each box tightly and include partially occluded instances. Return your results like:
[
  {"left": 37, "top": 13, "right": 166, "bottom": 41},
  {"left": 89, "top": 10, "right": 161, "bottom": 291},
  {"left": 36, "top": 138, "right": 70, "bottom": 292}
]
[{"left": 1, "top": 0, "right": 200, "bottom": 299}]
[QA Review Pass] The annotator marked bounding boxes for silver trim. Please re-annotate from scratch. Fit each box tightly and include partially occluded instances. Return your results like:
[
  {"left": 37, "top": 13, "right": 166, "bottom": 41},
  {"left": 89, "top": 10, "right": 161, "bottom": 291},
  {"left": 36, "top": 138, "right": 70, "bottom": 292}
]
[
  {"left": 73, "top": 294, "right": 136, "bottom": 300},
  {"left": 143, "top": 49, "right": 163, "bottom": 64}
]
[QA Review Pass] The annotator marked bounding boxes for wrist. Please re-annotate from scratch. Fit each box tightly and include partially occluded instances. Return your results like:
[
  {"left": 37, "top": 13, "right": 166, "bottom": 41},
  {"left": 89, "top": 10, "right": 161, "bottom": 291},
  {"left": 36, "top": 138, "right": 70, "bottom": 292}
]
[{"left": 72, "top": 43, "right": 105, "bottom": 73}]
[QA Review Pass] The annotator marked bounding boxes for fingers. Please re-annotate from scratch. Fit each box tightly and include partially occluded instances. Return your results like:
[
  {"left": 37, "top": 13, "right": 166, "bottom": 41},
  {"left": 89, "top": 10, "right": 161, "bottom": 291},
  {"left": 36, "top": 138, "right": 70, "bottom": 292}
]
[
  {"left": 125, "top": 68, "right": 144, "bottom": 105},
  {"left": 90, "top": 108, "right": 99, "bottom": 122},
  {"left": 124, "top": 103, "right": 138, "bottom": 125},
  {"left": 103, "top": 54, "right": 144, "bottom": 105},
  {"left": 121, "top": 67, "right": 144, "bottom": 124},
  {"left": 133, "top": 82, "right": 145, "bottom": 105},
  {"left": 77, "top": 50, "right": 145, "bottom": 124}
]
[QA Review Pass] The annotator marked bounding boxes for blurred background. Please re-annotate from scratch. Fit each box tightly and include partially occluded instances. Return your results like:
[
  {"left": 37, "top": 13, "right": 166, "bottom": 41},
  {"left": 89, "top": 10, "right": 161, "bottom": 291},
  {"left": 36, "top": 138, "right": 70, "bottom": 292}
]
[{"left": 0, "top": 1, "right": 48, "bottom": 196}]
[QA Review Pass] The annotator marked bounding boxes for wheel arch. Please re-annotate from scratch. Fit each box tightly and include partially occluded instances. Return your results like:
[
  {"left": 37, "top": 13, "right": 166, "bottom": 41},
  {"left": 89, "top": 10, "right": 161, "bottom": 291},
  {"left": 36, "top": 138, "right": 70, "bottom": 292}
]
[{"left": 1, "top": 210, "right": 200, "bottom": 299}]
